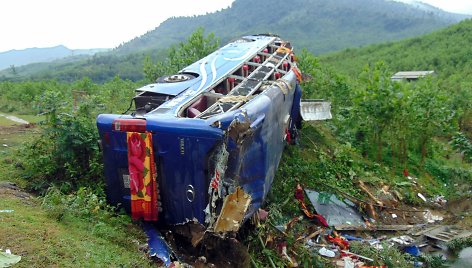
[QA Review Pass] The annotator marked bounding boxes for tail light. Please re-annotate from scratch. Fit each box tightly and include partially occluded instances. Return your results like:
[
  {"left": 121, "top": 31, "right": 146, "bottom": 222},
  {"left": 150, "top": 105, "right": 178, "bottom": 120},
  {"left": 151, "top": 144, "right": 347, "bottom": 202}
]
[{"left": 112, "top": 119, "right": 146, "bottom": 132}]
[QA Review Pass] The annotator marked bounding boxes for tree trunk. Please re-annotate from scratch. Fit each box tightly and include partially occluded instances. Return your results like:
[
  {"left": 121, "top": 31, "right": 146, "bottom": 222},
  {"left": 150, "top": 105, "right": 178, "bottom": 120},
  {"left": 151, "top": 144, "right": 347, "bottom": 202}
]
[
  {"left": 420, "top": 138, "right": 427, "bottom": 165},
  {"left": 377, "top": 135, "right": 382, "bottom": 162},
  {"left": 402, "top": 140, "right": 407, "bottom": 166}
]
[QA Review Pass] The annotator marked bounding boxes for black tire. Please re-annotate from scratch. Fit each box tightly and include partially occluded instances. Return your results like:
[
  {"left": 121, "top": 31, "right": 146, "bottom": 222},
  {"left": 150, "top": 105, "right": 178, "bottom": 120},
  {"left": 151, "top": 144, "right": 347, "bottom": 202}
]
[{"left": 156, "top": 73, "right": 196, "bottom": 83}]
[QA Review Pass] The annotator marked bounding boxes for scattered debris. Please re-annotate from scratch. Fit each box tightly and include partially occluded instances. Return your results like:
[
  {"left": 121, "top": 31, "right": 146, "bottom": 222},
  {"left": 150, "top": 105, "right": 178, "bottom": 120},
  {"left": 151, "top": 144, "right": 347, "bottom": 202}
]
[
  {"left": 389, "top": 235, "right": 414, "bottom": 246},
  {"left": 0, "top": 210, "right": 14, "bottom": 213},
  {"left": 304, "top": 189, "right": 365, "bottom": 227},
  {"left": 359, "top": 181, "right": 384, "bottom": 207},
  {"left": 294, "top": 184, "right": 329, "bottom": 227},
  {"left": 257, "top": 208, "right": 269, "bottom": 221},
  {"left": 417, "top": 193, "right": 427, "bottom": 202},
  {"left": 334, "top": 224, "right": 414, "bottom": 231},
  {"left": 341, "top": 250, "right": 374, "bottom": 262},
  {"left": 404, "top": 245, "right": 420, "bottom": 257},
  {"left": 318, "top": 247, "right": 336, "bottom": 258},
  {"left": 423, "top": 210, "right": 444, "bottom": 223},
  {"left": 0, "top": 249, "right": 21, "bottom": 267},
  {"left": 142, "top": 223, "right": 174, "bottom": 266},
  {"left": 278, "top": 241, "right": 298, "bottom": 267},
  {"left": 423, "top": 226, "right": 472, "bottom": 243},
  {"left": 433, "top": 195, "right": 447, "bottom": 207}
]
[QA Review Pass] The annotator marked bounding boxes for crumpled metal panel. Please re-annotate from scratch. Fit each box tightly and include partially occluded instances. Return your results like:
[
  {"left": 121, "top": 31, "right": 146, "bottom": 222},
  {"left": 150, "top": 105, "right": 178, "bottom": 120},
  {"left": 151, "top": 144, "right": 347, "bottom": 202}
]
[
  {"left": 142, "top": 222, "right": 173, "bottom": 266},
  {"left": 305, "top": 189, "right": 365, "bottom": 227},
  {"left": 214, "top": 187, "right": 252, "bottom": 232}
]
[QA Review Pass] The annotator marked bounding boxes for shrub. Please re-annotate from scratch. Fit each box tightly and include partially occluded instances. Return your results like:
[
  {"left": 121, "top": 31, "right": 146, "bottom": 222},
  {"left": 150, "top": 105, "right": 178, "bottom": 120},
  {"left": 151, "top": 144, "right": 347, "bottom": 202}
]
[{"left": 20, "top": 89, "right": 103, "bottom": 193}]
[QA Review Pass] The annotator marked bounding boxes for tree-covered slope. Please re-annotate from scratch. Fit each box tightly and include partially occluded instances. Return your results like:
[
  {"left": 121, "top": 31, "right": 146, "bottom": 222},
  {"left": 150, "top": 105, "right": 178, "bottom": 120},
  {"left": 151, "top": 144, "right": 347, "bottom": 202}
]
[
  {"left": 319, "top": 19, "right": 472, "bottom": 82},
  {"left": 117, "top": 0, "right": 469, "bottom": 55},
  {"left": 317, "top": 18, "right": 472, "bottom": 139}
]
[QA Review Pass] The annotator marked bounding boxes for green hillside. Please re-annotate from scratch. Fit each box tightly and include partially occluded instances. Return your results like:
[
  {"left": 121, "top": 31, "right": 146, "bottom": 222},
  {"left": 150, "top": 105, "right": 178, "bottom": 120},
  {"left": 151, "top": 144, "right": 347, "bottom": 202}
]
[
  {"left": 1, "top": 0, "right": 469, "bottom": 83},
  {"left": 320, "top": 18, "right": 472, "bottom": 82},
  {"left": 311, "top": 18, "right": 472, "bottom": 151},
  {"left": 319, "top": 18, "right": 472, "bottom": 133},
  {"left": 117, "top": 0, "right": 469, "bottom": 55}
]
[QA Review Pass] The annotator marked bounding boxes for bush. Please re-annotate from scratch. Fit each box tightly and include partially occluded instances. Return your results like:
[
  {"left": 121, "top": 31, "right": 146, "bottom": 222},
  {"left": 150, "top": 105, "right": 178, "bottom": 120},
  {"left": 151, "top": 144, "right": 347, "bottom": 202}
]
[
  {"left": 20, "top": 90, "right": 103, "bottom": 193},
  {"left": 41, "top": 186, "right": 140, "bottom": 247}
]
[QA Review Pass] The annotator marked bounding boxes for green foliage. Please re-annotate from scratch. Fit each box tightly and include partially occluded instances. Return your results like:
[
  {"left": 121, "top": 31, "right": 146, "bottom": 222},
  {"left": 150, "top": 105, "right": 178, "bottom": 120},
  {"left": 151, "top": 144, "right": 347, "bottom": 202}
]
[
  {"left": 350, "top": 241, "right": 413, "bottom": 267},
  {"left": 320, "top": 19, "right": 472, "bottom": 139},
  {"left": 268, "top": 124, "right": 362, "bottom": 206},
  {"left": 424, "top": 159, "right": 472, "bottom": 196},
  {"left": 451, "top": 132, "right": 472, "bottom": 162},
  {"left": 13, "top": 78, "right": 137, "bottom": 193},
  {"left": 0, "top": 80, "right": 66, "bottom": 114},
  {"left": 41, "top": 186, "right": 141, "bottom": 247},
  {"left": 21, "top": 108, "right": 103, "bottom": 193},
  {"left": 447, "top": 237, "right": 472, "bottom": 256},
  {"left": 418, "top": 254, "right": 447, "bottom": 268},
  {"left": 355, "top": 62, "right": 401, "bottom": 161},
  {"left": 290, "top": 38, "right": 470, "bottom": 208},
  {"left": 143, "top": 28, "right": 219, "bottom": 81}
]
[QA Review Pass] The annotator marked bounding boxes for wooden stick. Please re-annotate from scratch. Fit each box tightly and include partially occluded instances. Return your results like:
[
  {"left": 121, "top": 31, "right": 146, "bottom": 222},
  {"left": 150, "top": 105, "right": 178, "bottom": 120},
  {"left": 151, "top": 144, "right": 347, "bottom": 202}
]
[{"left": 341, "top": 250, "right": 374, "bottom": 262}]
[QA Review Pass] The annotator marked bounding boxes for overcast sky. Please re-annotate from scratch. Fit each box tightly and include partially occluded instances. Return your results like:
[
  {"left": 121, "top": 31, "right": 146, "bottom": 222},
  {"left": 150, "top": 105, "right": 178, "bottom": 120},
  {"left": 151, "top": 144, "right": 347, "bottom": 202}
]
[{"left": 0, "top": 0, "right": 471, "bottom": 53}]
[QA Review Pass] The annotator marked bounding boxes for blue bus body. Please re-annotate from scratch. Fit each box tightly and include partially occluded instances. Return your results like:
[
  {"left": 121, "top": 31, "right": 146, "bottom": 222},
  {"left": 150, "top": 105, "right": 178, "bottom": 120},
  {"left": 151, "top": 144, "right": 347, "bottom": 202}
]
[{"left": 97, "top": 35, "right": 302, "bottom": 229}]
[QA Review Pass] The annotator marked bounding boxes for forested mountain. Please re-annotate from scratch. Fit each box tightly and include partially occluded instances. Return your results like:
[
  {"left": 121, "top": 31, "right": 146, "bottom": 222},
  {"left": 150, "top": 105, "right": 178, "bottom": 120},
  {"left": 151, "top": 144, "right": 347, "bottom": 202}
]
[
  {"left": 116, "top": 0, "right": 469, "bottom": 55},
  {"left": 0, "top": 46, "right": 108, "bottom": 71},
  {"left": 1, "top": 0, "right": 469, "bottom": 83}
]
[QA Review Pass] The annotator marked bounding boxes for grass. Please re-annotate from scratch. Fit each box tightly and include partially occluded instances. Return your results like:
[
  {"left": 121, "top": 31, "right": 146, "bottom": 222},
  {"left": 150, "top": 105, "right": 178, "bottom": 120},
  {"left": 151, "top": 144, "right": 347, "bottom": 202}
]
[
  {"left": 0, "top": 193, "right": 152, "bottom": 267},
  {"left": 0, "top": 113, "right": 153, "bottom": 267}
]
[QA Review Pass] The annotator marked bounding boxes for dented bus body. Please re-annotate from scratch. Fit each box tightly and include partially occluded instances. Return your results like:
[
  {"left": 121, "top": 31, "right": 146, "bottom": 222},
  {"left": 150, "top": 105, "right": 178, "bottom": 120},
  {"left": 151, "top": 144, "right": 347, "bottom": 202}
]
[{"left": 96, "top": 35, "right": 304, "bottom": 233}]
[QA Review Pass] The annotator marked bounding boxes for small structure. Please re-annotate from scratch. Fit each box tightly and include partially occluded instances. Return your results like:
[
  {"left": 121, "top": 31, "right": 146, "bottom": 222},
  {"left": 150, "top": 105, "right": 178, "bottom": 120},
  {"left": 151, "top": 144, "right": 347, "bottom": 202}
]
[{"left": 391, "top": 71, "right": 435, "bottom": 82}]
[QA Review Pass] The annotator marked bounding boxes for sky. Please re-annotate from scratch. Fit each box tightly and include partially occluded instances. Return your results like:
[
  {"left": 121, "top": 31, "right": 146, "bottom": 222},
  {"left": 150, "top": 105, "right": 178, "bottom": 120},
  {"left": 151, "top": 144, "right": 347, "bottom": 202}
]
[{"left": 0, "top": 0, "right": 471, "bottom": 53}]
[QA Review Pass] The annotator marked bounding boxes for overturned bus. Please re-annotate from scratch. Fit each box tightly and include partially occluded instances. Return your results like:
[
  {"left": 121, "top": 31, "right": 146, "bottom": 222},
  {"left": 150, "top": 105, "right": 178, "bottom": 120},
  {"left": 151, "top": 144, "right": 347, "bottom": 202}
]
[{"left": 96, "top": 35, "right": 330, "bottom": 263}]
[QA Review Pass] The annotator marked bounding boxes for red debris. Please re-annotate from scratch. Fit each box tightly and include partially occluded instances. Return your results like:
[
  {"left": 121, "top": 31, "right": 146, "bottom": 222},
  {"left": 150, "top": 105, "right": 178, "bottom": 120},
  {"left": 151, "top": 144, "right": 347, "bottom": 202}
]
[
  {"left": 403, "top": 168, "right": 409, "bottom": 177},
  {"left": 294, "top": 184, "right": 329, "bottom": 227},
  {"left": 327, "top": 234, "right": 349, "bottom": 250}
]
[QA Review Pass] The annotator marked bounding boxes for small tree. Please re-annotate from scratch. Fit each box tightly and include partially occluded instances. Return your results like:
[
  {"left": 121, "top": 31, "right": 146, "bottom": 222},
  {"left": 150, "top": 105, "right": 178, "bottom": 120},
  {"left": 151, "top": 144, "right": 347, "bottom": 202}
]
[
  {"left": 355, "top": 62, "right": 399, "bottom": 161},
  {"left": 143, "top": 28, "right": 219, "bottom": 82},
  {"left": 409, "top": 77, "right": 454, "bottom": 164}
]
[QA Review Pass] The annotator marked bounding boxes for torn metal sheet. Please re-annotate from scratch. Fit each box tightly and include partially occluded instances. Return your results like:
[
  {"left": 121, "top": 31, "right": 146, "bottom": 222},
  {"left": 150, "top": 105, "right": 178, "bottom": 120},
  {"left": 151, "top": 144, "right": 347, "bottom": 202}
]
[
  {"left": 142, "top": 223, "right": 174, "bottom": 267},
  {"left": 205, "top": 142, "right": 229, "bottom": 227},
  {"left": 305, "top": 189, "right": 365, "bottom": 227},
  {"left": 300, "top": 100, "right": 332, "bottom": 121},
  {"left": 214, "top": 187, "right": 252, "bottom": 232}
]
